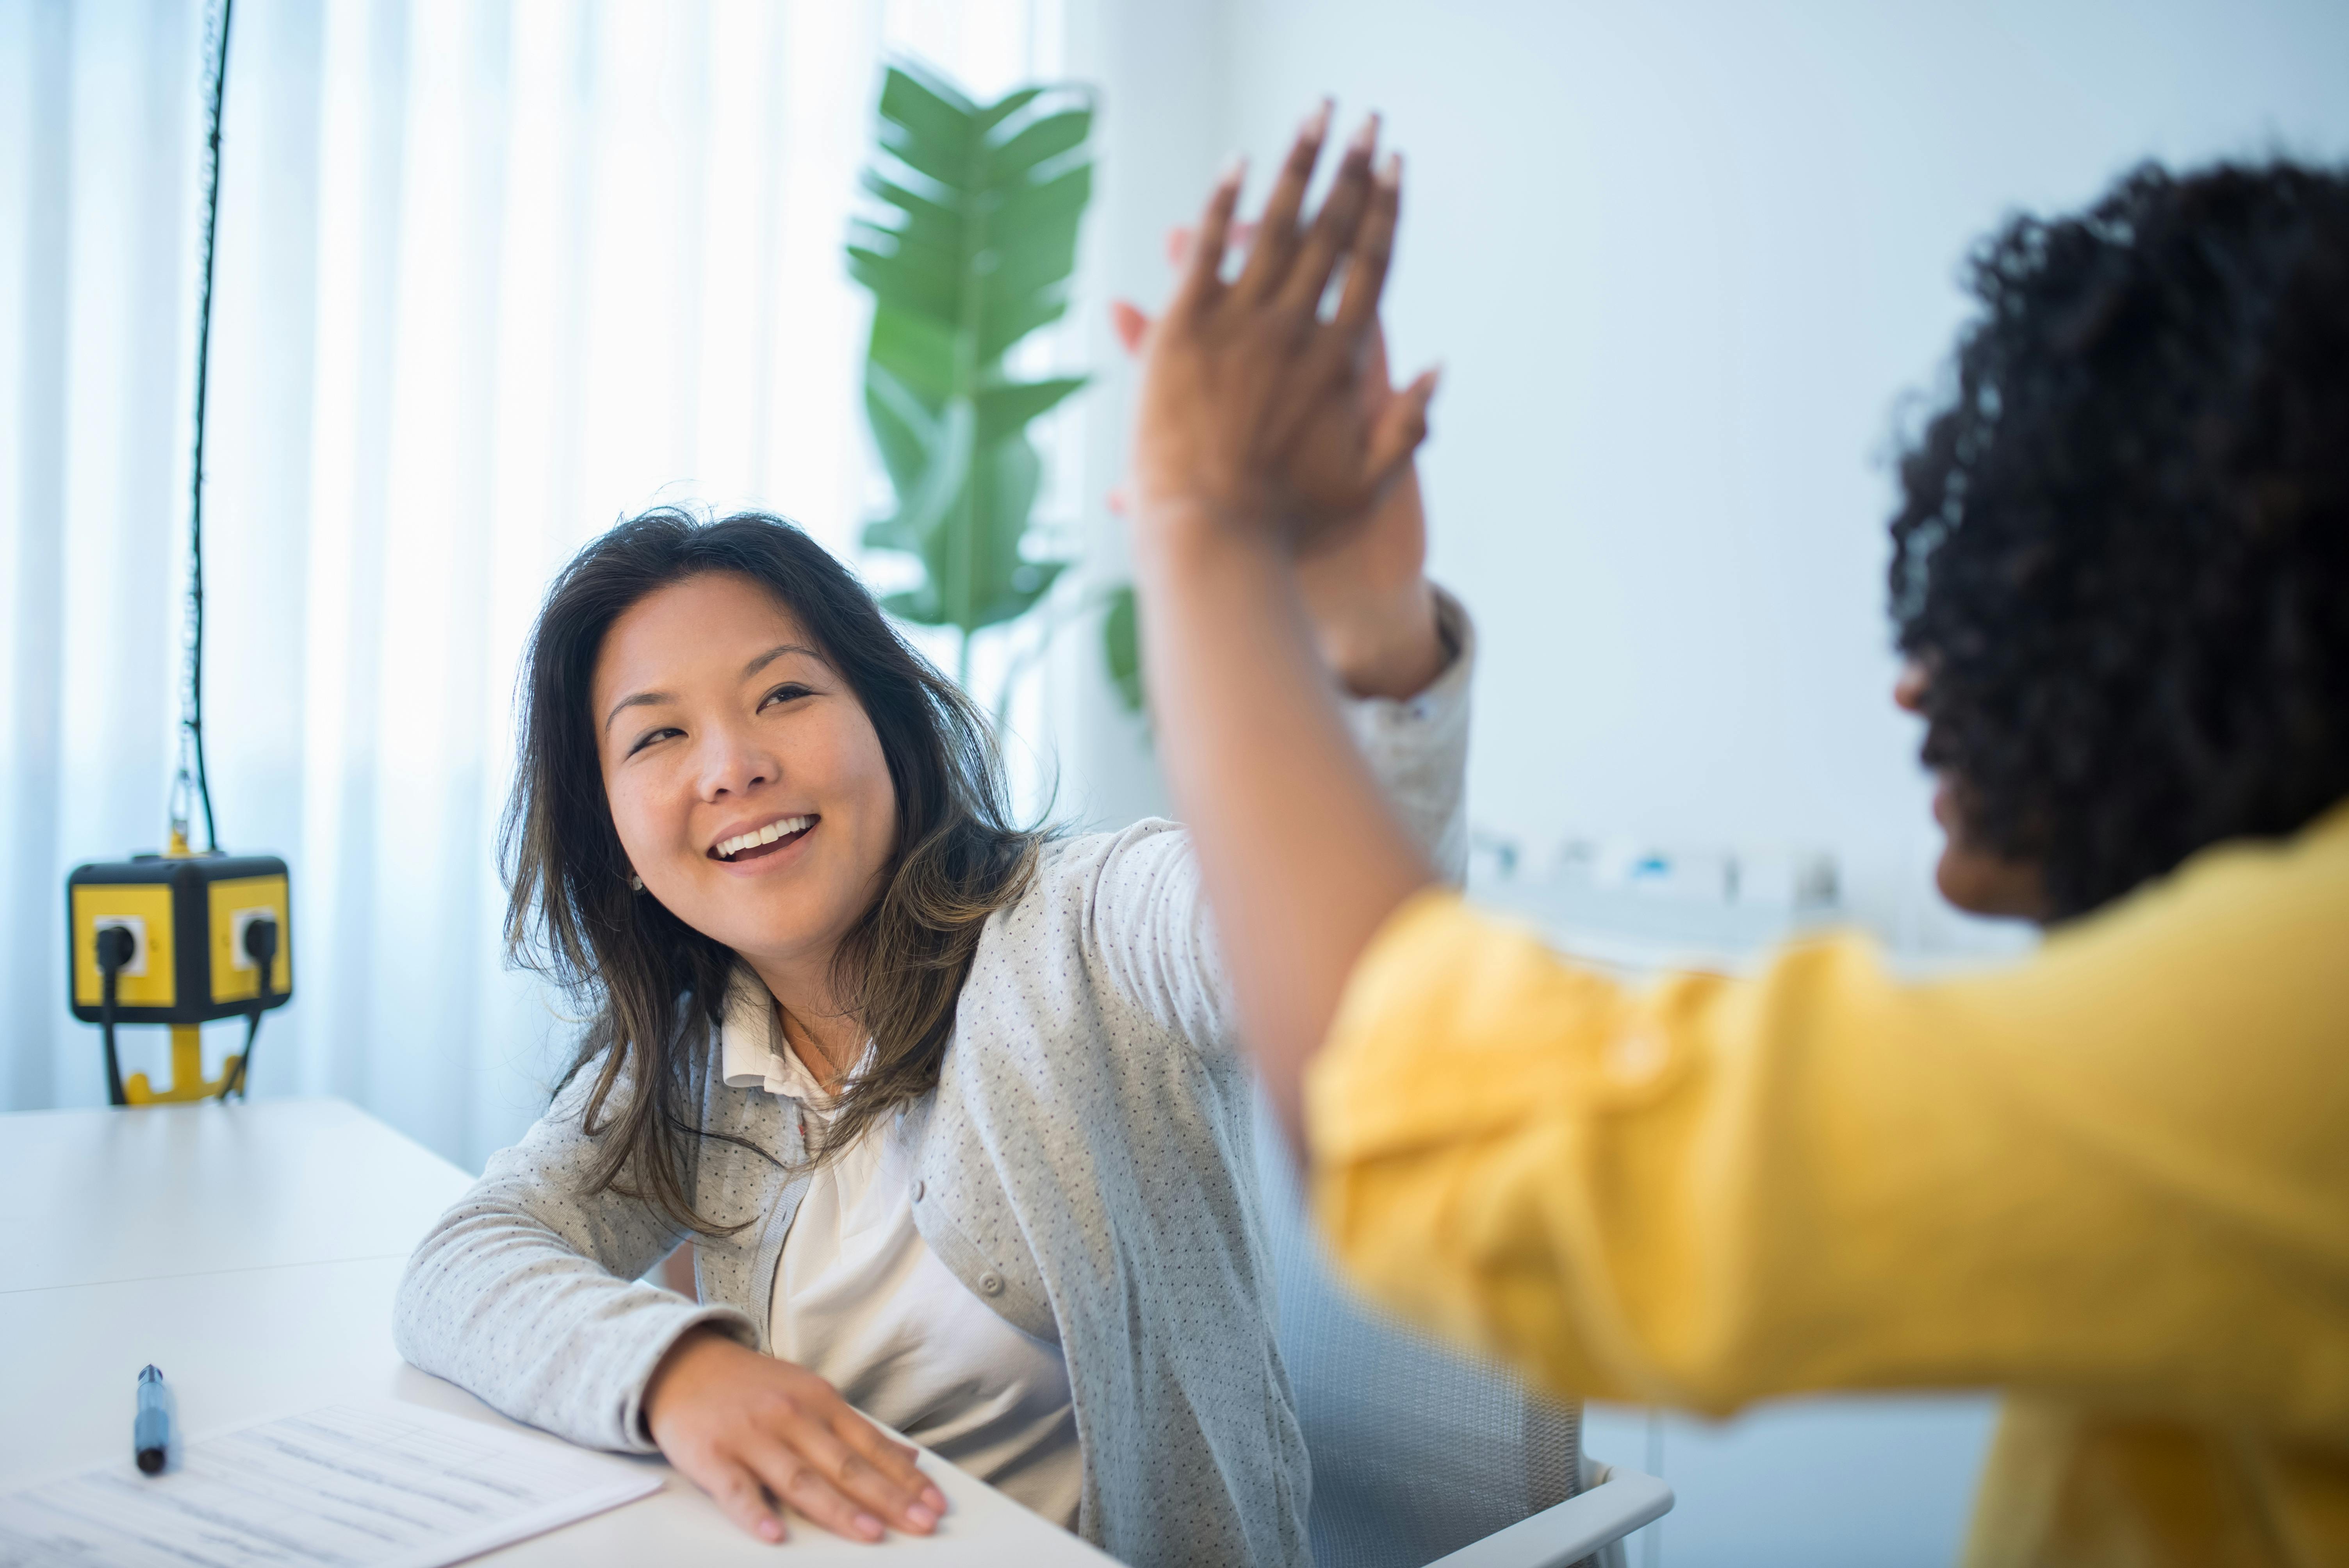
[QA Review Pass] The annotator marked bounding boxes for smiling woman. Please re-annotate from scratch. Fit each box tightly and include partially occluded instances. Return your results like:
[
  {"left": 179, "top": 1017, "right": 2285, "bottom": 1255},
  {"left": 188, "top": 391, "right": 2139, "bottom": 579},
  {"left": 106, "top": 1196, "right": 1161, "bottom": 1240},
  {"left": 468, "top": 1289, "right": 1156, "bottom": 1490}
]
[
  {"left": 393, "top": 477, "right": 1472, "bottom": 1567},
  {"left": 505, "top": 510, "right": 1038, "bottom": 1202}
]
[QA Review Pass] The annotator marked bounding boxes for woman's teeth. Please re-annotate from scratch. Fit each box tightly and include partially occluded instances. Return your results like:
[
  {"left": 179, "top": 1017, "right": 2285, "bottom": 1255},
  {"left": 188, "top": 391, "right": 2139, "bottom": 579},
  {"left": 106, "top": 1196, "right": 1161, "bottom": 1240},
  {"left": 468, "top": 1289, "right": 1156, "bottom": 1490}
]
[{"left": 715, "top": 816, "right": 813, "bottom": 861}]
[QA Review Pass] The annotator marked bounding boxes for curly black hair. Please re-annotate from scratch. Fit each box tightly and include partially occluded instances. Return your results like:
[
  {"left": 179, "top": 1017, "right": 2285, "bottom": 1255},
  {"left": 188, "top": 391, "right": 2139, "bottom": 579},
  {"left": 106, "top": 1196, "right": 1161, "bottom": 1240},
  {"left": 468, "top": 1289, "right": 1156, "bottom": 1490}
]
[{"left": 1888, "top": 160, "right": 2349, "bottom": 921}]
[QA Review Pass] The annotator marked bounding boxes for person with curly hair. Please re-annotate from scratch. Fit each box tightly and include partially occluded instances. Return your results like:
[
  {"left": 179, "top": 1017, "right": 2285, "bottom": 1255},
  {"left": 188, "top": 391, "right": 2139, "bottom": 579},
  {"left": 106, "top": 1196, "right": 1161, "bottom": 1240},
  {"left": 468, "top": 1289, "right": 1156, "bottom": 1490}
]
[
  {"left": 1122, "top": 121, "right": 2349, "bottom": 1568},
  {"left": 1889, "top": 161, "right": 2349, "bottom": 927}
]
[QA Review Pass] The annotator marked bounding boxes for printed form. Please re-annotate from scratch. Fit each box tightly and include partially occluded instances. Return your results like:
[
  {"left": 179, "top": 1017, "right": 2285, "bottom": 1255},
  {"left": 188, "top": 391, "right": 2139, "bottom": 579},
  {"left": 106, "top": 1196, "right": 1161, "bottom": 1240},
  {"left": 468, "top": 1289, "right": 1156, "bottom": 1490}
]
[{"left": 0, "top": 1401, "right": 661, "bottom": 1567}]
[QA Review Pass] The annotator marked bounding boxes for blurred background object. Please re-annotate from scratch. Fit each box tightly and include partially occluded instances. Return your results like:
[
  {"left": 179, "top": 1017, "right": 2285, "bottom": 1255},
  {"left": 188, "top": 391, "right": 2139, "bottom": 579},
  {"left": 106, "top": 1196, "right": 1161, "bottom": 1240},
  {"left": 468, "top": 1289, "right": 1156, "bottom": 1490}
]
[{"left": 847, "top": 58, "right": 1099, "bottom": 713}]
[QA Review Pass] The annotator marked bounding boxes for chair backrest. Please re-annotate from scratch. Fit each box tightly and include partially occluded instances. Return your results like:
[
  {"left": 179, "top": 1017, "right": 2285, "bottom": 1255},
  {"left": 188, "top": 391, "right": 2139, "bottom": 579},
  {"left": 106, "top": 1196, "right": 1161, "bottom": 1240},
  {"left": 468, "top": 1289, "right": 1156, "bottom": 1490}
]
[{"left": 1253, "top": 1096, "right": 1584, "bottom": 1568}]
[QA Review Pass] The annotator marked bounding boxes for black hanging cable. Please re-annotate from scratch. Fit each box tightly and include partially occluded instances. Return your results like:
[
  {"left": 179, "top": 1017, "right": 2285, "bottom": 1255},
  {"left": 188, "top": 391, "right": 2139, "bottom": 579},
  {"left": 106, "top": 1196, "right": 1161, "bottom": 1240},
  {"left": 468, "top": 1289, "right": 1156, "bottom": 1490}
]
[
  {"left": 97, "top": 928, "right": 133, "bottom": 1108},
  {"left": 171, "top": 0, "right": 234, "bottom": 853},
  {"left": 220, "top": 916, "right": 275, "bottom": 1101}
]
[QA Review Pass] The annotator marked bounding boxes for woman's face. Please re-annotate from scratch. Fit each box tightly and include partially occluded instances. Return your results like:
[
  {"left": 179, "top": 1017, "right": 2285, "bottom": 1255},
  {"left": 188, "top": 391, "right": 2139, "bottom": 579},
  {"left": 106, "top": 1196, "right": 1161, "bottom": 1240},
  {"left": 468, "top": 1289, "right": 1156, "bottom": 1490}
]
[
  {"left": 592, "top": 572, "right": 898, "bottom": 978},
  {"left": 1894, "top": 662, "right": 2048, "bottom": 922}
]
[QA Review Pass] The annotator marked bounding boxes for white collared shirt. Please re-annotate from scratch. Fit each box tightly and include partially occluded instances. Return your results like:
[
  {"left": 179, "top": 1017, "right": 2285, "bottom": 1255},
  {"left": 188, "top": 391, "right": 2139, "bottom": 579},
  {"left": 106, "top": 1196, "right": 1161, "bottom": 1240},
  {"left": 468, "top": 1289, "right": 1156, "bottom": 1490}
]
[{"left": 718, "top": 969, "right": 1082, "bottom": 1529}]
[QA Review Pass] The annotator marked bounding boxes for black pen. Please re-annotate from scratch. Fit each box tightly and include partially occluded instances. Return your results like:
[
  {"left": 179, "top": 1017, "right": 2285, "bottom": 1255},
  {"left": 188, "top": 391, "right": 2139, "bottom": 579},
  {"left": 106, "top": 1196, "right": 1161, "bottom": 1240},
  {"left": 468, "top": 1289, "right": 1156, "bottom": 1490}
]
[{"left": 135, "top": 1365, "right": 169, "bottom": 1474}]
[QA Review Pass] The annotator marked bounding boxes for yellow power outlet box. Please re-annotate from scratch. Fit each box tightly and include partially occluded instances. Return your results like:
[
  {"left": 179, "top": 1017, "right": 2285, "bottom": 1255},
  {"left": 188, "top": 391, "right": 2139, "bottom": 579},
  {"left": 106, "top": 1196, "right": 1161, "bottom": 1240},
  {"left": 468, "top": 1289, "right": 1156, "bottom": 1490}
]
[{"left": 67, "top": 855, "right": 293, "bottom": 1026}]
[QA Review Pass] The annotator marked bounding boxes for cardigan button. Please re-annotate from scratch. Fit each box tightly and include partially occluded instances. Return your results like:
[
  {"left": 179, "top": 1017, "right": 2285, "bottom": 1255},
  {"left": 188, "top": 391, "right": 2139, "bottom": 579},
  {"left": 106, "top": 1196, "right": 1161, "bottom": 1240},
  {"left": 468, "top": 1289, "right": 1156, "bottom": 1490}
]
[
  {"left": 911, "top": 1179, "right": 925, "bottom": 1202},
  {"left": 979, "top": 1271, "right": 1003, "bottom": 1296}
]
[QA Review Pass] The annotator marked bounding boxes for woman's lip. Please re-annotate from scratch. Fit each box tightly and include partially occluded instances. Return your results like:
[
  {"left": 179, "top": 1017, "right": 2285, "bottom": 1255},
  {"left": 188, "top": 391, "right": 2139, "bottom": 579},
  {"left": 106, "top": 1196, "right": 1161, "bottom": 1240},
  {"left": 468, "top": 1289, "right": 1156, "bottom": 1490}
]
[
  {"left": 707, "top": 812, "right": 817, "bottom": 857},
  {"left": 711, "top": 818, "right": 817, "bottom": 872}
]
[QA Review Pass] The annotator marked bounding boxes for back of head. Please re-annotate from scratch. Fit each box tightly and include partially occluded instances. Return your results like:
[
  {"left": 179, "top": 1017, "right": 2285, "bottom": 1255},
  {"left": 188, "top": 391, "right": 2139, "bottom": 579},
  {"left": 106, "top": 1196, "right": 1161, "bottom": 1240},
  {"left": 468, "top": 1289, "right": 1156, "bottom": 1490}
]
[{"left": 1889, "top": 160, "right": 2349, "bottom": 920}]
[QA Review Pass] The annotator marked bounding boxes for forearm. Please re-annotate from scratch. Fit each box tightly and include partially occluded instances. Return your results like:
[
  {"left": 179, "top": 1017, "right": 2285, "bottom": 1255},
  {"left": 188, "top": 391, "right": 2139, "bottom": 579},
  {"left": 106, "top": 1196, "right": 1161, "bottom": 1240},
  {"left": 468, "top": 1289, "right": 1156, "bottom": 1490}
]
[
  {"left": 1312, "top": 877, "right": 2349, "bottom": 1430},
  {"left": 1135, "top": 513, "right": 1436, "bottom": 1131},
  {"left": 395, "top": 1187, "right": 755, "bottom": 1449}
]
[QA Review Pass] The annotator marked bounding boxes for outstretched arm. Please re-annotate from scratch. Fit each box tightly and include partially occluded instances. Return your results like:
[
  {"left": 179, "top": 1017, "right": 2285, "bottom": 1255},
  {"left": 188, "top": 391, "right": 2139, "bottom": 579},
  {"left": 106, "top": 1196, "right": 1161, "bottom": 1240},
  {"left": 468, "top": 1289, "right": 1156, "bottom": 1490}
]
[
  {"left": 1110, "top": 209, "right": 1445, "bottom": 705},
  {"left": 1125, "top": 109, "right": 1439, "bottom": 1138}
]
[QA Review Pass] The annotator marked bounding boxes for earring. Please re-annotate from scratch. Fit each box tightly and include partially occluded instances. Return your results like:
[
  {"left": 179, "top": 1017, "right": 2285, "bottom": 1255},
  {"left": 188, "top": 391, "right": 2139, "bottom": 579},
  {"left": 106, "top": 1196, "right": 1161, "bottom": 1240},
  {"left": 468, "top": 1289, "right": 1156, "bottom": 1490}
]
[{"left": 628, "top": 872, "right": 645, "bottom": 892}]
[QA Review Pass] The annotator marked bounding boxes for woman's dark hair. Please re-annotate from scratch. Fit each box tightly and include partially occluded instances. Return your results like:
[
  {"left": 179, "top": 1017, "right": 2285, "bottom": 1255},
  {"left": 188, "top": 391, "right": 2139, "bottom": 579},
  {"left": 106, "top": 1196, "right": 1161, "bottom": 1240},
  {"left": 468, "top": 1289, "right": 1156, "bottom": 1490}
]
[
  {"left": 503, "top": 508, "right": 1042, "bottom": 1232},
  {"left": 1889, "top": 160, "right": 2349, "bottom": 921}
]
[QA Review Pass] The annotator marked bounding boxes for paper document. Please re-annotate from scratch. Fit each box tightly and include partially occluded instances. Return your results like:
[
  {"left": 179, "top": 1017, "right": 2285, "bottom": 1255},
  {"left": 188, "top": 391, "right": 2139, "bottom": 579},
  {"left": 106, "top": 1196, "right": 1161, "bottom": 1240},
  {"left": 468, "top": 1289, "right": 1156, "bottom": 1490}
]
[{"left": 0, "top": 1401, "right": 661, "bottom": 1568}]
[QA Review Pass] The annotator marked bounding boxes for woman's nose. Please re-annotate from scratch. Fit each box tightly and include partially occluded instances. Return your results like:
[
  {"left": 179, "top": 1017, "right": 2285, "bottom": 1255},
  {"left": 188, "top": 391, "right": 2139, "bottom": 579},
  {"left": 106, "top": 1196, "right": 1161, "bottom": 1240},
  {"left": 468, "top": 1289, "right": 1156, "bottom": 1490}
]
[
  {"left": 696, "top": 722, "right": 776, "bottom": 799},
  {"left": 1893, "top": 663, "right": 1930, "bottom": 715}
]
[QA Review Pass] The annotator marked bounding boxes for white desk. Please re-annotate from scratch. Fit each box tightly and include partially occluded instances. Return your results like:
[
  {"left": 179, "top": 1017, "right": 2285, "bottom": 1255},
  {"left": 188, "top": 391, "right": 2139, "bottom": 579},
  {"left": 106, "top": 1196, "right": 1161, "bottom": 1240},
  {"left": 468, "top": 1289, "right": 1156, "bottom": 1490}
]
[{"left": 0, "top": 1098, "right": 1112, "bottom": 1564}]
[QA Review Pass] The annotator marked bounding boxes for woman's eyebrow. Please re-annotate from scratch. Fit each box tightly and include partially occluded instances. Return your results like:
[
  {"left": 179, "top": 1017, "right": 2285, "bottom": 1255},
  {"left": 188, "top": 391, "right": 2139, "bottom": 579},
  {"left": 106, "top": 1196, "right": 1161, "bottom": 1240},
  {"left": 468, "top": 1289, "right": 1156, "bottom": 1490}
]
[
  {"left": 602, "top": 690, "right": 672, "bottom": 735},
  {"left": 743, "top": 643, "right": 823, "bottom": 680}
]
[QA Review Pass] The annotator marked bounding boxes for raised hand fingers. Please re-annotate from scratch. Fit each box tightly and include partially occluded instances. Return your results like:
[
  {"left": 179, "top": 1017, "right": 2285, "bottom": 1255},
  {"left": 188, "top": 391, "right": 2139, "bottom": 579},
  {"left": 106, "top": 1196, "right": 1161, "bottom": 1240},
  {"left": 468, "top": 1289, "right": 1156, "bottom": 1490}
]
[
  {"left": 1166, "top": 220, "right": 1259, "bottom": 272},
  {"left": 1110, "top": 299, "right": 1150, "bottom": 356},
  {"left": 1278, "top": 114, "right": 1380, "bottom": 319},
  {"left": 1235, "top": 100, "right": 1333, "bottom": 300},
  {"left": 1174, "top": 159, "right": 1246, "bottom": 309},
  {"left": 1333, "top": 153, "right": 1402, "bottom": 338},
  {"left": 1365, "top": 365, "right": 1440, "bottom": 486}
]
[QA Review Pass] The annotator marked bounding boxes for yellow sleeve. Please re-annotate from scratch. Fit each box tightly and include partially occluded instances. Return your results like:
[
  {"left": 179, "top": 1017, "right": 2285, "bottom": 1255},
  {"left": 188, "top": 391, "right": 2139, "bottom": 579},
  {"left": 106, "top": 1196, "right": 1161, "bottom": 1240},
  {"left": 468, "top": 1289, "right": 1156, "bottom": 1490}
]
[{"left": 1306, "top": 813, "right": 2349, "bottom": 1439}]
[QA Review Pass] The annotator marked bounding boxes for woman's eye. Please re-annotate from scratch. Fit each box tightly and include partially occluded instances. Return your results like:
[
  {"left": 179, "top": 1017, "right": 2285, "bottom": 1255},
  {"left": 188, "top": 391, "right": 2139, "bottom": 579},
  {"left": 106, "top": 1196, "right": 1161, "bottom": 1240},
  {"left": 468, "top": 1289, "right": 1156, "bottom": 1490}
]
[
  {"left": 760, "top": 683, "right": 814, "bottom": 710},
  {"left": 626, "top": 727, "right": 682, "bottom": 756}
]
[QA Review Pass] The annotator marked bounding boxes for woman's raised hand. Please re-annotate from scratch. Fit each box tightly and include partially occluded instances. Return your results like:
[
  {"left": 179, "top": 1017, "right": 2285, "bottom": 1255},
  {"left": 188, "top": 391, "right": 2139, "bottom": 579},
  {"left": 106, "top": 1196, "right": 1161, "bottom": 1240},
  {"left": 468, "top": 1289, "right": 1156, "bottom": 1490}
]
[
  {"left": 1115, "top": 239, "right": 1443, "bottom": 700},
  {"left": 643, "top": 1327, "right": 948, "bottom": 1545},
  {"left": 1129, "top": 105, "right": 1437, "bottom": 554}
]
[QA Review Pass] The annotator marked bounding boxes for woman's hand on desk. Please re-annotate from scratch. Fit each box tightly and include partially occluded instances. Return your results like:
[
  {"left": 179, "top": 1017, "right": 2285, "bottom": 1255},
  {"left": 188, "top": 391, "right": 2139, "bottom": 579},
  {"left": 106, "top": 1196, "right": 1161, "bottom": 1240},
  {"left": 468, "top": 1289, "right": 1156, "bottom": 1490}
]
[{"left": 643, "top": 1326, "right": 948, "bottom": 1544}]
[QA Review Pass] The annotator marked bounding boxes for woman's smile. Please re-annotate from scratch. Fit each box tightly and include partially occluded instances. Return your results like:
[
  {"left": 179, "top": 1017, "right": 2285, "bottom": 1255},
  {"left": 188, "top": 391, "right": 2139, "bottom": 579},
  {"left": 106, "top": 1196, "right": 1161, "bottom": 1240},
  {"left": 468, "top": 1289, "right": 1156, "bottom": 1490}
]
[{"left": 709, "top": 813, "right": 820, "bottom": 864}]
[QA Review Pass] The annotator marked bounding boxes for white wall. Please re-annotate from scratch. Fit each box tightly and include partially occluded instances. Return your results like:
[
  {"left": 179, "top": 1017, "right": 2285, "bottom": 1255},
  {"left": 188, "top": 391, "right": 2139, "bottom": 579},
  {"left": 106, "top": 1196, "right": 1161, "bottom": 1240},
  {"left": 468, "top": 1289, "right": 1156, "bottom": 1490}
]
[{"left": 1162, "top": 0, "right": 2349, "bottom": 949}]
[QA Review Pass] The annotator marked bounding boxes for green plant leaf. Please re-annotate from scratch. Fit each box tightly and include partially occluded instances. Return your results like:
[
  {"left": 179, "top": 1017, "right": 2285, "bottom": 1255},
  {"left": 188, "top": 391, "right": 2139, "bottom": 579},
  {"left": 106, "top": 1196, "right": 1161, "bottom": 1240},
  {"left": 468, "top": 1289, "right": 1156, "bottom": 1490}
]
[
  {"left": 877, "top": 67, "right": 979, "bottom": 186},
  {"left": 975, "top": 377, "right": 1086, "bottom": 445},
  {"left": 975, "top": 86, "right": 1044, "bottom": 133},
  {"left": 988, "top": 109, "right": 1092, "bottom": 181},
  {"left": 891, "top": 433, "right": 1069, "bottom": 632},
  {"left": 1103, "top": 584, "right": 1143, "bottom": 713},
  {"left": 996, "top": 164, "right": 1092, "bottom": 237},
  {"left": 847, "top": 60, "right": 1098, "bottom": 650},
  {"left": 862, "top": 363, "right": 936, "bottom": 504},
  {"left": 866, "top": 306, "right": 958, "bottom": 410}
]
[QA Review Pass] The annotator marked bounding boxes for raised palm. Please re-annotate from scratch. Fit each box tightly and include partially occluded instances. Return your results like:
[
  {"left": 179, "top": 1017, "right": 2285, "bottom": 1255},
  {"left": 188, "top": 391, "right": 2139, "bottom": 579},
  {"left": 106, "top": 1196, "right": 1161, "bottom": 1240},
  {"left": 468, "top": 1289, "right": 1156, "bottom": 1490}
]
[{"left": 1112, "top": 186, "right": 1433, "bottom": 655}]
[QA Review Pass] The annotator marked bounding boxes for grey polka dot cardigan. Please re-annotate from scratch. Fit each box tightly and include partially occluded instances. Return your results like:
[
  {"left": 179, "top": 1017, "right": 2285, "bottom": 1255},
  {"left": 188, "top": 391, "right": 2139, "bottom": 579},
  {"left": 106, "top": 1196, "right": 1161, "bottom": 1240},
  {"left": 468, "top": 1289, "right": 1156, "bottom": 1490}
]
[{"left": 394, "top": 596, "right": 1472, "bottom": 1567}]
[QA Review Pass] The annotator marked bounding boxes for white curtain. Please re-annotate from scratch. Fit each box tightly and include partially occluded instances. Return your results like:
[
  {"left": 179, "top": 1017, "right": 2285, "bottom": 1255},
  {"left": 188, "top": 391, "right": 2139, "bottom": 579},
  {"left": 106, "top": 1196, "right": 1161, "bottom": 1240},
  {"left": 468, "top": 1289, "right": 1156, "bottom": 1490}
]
[{"left": 0, "top": 0, "right": 1095, "bottom": 1170}]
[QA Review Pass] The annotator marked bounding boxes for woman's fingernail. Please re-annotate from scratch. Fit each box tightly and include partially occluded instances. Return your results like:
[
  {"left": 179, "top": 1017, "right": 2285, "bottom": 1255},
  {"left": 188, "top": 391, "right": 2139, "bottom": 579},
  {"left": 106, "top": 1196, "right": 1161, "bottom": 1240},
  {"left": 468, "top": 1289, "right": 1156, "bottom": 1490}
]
[
  {"left": 1379, "top": 151, "right": 1403, "bottom": 186},
  {"left": 759, "top": 1517, "right": 782, "bottom": 1541},
  {"left": 922, "top": 1484, "right": 947, "bottom": 1513},
  {"left": 1350, "top": 114, "right": 1381, "bottom": 155},
  {"left": 906, "top": 1502, "right": 940, "bottom": 1530},
  {"left": 856, "top": 1511, "right": 885, "bottom": 1539},
  {"left": 1223, "top": 153, "right": 1248, "bottom": 185},
  {"left": 1303, "top": 98, "right": 1333, "bottom": 139}
]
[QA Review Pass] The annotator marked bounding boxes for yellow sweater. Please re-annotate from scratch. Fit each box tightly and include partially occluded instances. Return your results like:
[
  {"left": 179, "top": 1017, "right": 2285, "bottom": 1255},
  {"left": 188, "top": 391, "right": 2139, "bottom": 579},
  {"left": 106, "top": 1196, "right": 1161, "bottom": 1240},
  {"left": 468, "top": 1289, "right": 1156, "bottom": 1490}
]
[{"left": 1308, "top": 803, "right": 2349, "bottom": 1567}]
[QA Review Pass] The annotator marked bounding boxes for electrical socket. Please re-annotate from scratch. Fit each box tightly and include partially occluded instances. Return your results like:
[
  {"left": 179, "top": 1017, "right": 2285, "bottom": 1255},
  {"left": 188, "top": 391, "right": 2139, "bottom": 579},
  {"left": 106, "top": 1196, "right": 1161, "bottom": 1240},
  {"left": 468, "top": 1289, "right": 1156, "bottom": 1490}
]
[
  {"left": 92, "top": 916, "right": 150, "bottom": 977},
  {"left": 226, "top": 907, "right": 273, "bottom": 972}
]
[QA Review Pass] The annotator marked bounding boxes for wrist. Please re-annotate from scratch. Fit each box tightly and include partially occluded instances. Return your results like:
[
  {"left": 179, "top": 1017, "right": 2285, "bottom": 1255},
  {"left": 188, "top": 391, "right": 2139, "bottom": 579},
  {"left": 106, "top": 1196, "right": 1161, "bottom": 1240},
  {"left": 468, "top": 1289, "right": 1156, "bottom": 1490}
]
[
  {"left": 643, "top": 1324, "right": 726, "bottom": 1435},
  {"left": 1133, "top": 497, "right": 1293, "bottom": 582},
  {"left": 1319, "top": 578, "right": 1447, "bottom": 699}
]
